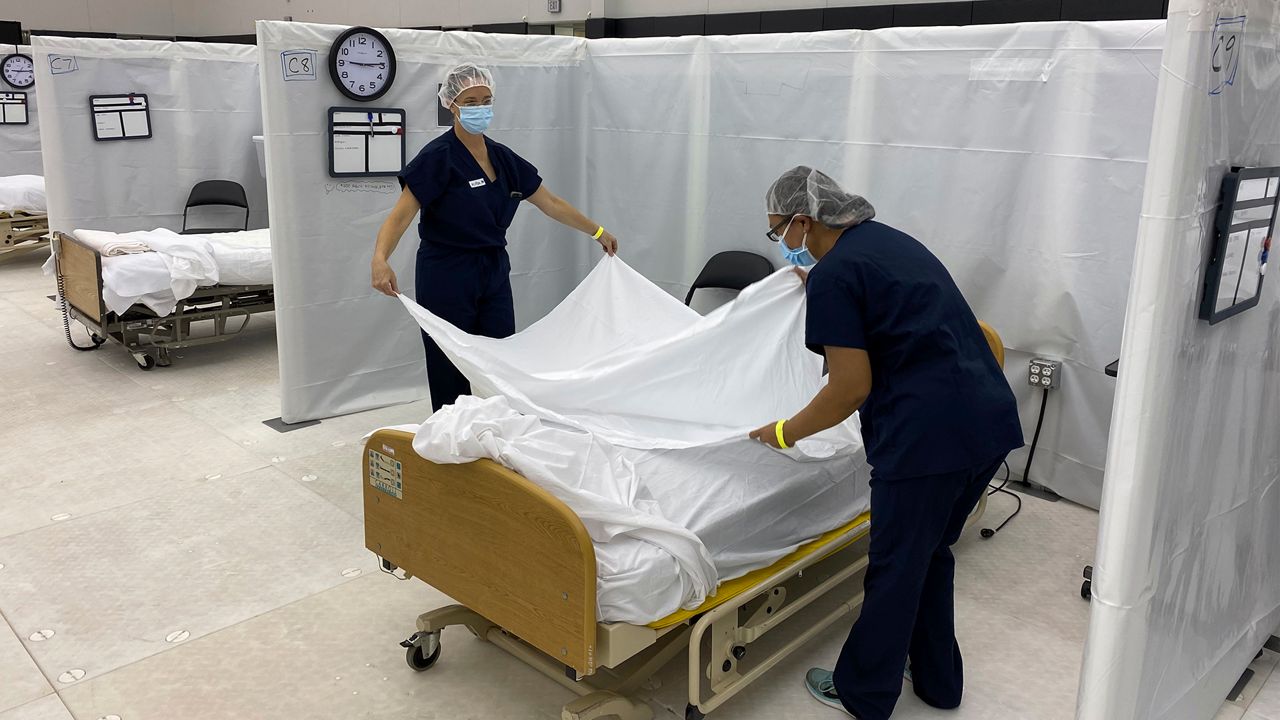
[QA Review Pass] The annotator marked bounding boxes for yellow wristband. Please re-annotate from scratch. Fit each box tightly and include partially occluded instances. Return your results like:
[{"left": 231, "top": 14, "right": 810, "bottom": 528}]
[
  {"left": 592, "top": 226, "right": 605, "bottom": 240},
  {"left": 775, "top": 420, "right": 790, "bottom": 449}
]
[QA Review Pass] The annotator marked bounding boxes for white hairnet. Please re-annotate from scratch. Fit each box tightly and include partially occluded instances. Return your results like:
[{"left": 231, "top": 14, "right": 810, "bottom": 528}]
[
  {"left": 438, "top": 63, "right": 494, "bottom": 109},
  {"left": 765, "top": 166, "right": 875, "bottom": 228}
]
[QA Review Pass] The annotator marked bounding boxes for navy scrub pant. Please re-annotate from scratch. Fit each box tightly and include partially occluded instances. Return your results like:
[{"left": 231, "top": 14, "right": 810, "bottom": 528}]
[
  {"left": 415, "top": 244, "right": 515, "bottom": 412},
  {"left": 832, "top": 455, "right": 1006, "bottom": 720}
]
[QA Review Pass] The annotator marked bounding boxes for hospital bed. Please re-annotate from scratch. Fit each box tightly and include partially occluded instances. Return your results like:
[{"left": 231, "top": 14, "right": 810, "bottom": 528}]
[
  {"left": 364, "top": 325, "right": 1006, "bottom": 720},
  {"left": 51, "top": 230, "right": 273, "bottom": 369},
  {"left": 0, "top": 175, "right": 49, "bottom": 260}
]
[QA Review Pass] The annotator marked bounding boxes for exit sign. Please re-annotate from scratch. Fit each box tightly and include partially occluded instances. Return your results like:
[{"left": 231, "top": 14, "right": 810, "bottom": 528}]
[{"left": 548, "top": 0, "right": 561, "bottom": 12}]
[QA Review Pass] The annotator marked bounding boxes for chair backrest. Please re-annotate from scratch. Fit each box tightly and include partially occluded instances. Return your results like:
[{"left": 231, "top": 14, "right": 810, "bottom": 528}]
[
  {"left": 182, "top": 180, "right": 249, "bottom": 232},
  {"left": 978, "top": 320, "right": 1006, "bottom": 369},
  {"left": 684, "top": 251, "right": 775, "bottom": 306}
]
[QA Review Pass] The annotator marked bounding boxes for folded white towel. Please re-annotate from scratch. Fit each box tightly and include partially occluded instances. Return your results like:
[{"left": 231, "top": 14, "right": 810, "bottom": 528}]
[{"left": 71, "top": 229, "right": 152, "bottom": 256}]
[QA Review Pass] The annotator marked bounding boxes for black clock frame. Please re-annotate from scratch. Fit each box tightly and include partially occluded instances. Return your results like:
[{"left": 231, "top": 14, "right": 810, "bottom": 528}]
[
  {"left": 328, "top": 26, "right": 396, "bottom": 103},
  {"left": 2, "top": 53, "right": 35, "bottom": 90}
]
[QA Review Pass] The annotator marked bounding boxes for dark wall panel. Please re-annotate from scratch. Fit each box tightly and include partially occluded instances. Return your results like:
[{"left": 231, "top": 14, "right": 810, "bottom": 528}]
[
  {"left": 823, "top": 6, "right": 895, "bottom": 30},
  {"left": 472, "top": 22, "right": 528, "bottom": 34},
  {"left": 761, "top": 9, "right": 825, "bottom": 33},
  {"left": 0, "top": 20, "right": 21, "bottom": 46},
  {"left": 614, "top": 17, "right": 657, "bottom": 38},
  {"left": 181, "top": 33, "right": 256, "bottom": 44},
  {"left": 585, "top": 17, "right": 616, "bottom": 39},
  {"left": 1060, "top": 0, "right": 1164, "bottom": 20},
  {"left": 972, "top": 0, "right": 1061, "bottom": 24},
  {"left": 705, "top": 12, "right": 762, "bottom": 35},
  {"left": 894, "top": 2, "right": 974, "bottom": 26},
  {"left": 654, "top": 15, "right": 706, "bottom": 37}
]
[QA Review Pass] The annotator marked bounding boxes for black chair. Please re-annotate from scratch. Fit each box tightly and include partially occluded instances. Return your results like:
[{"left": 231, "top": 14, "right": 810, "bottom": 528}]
[
  {"left": 181, "top": 180, "right": 249, "bottom": 234},
  {"left": 683, "top": 251, "right": 775, "bottom": 306}
]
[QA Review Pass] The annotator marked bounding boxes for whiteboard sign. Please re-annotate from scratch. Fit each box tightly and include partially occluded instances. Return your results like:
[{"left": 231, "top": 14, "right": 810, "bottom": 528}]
[
  {"left": 1200, "top": 166, "right": 1278, "bottom": 324},
  {"left": 90, "top": 94, "right": 152, "bottom": 141},
  {"left": 0, "top": 92, "right": 28, "bottom": 125},
  {"left": 328, "top": 106, "right": 406, "bottom": 178}
]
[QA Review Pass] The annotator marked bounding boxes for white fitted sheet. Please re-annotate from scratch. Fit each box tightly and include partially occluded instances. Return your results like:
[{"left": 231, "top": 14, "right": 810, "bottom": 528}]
[
  {"left": 393, "top": 258, "right": 871, "bottom": 624},
  {"left": 0, "top": 175, "right": 46, "bottom": 214}
]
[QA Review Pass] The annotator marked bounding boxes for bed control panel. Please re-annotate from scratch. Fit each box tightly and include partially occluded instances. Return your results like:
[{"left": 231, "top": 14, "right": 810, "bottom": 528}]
[{"left": 368, "top": 449, "right": 403, "bottom": 500}]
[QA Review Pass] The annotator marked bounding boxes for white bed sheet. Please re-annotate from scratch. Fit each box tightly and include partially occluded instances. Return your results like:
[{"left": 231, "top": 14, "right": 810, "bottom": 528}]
[
  {"left": 398, "top": 396, "right": 868, "bottom": 624},
  {"left": 65, "top": 228, "right": 272, "bottom": 316},
  {"left": 390, "top": 257, "right": 869, "bottom": 624},
  {"left": 0, "top": 175, "right": 46, "bottom": 214}
]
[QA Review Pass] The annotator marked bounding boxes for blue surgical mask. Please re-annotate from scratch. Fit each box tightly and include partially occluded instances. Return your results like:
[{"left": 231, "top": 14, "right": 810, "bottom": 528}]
[
  {"left": 458, "top": 105, "right": 493, "bottom": 134},
  {"left": 777, "top": 219, "right": 815, "bottom": 266}
]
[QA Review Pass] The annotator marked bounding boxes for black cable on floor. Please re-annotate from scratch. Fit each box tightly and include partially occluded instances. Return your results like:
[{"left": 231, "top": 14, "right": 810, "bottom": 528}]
[
  {"left": 57, "top": 272, "right": 104, "bottom": 352},
  {"left": 982, "top": 387, "right": 1050, "bottom": 539},
  {"left": 1021, "top": 388, "right": 1050, "bottom": 488},
  {"left": 981, "top": 460, "right": 1022, "bottom": 539}
]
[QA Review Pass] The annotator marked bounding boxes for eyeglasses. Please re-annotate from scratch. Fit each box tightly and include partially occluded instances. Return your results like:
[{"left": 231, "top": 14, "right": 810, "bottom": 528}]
[{"left": 766, "top": 215, "right": 794, "bottom": 243}]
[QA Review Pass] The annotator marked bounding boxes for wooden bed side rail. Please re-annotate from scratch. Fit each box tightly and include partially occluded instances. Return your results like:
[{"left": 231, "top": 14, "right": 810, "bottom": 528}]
[
  {"left": 362, "top": 429, "right": 600, "bottom": 676},
  {"left": 52, "top": 231, "right": 104, "bottom": 324}
]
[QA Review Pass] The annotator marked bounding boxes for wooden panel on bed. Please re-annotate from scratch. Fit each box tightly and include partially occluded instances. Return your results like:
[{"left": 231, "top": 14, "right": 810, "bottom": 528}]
[
  {"left": 362, "top": 429, "right": 599, "bottom": 676},
  {"left": 55, "top": 232, "right": 103, "bottom": 324}
]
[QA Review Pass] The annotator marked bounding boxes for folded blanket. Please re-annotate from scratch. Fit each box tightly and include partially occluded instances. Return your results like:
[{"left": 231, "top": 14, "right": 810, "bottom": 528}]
[{"left": 71, "top": 229, "right": 151, "bottom": 256}]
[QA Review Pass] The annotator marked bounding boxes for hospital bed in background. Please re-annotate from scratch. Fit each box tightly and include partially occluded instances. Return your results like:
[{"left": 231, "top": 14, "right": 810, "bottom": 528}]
[
  {"left": 48, "top": 179, "right": 273, "bottom": 369},
  {"left": 51, "top": 229, "right": 273, "bottom": 370},
  {"left": 0, "top": 175, "right": 49, "bottom": 260},
  {"left": 365, "top": 323, "right": 1006, "bottom": 720}
]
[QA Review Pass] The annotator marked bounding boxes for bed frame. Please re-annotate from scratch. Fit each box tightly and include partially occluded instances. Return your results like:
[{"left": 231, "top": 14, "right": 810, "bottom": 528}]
[
  {"left": 364, "top": 428, "right": 985, "bottom": 720},
  {"left": 0, "top": 211, "right": 49, "bottom": 260},
  {"left": 364, "top": 323, "right": 1007, "bottom": 720},
  {"left": 51, "top": 231, "right": 274, "bottom": 369}
]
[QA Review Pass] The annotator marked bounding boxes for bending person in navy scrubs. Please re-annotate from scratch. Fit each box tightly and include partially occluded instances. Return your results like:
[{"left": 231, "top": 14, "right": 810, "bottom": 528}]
[
  {"left": 371, "top": 64, "right": 618, "bottom": 411},
  {"left": 748, "top": 167, "right": 1024, "bottom": 720}
]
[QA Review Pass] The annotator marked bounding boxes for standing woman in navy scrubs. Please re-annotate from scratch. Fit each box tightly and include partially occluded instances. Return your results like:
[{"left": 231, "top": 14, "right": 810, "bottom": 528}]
[
  {"left": 748, "top": 167, "right": 1023, "bottom": 720},
  {"left": 371, "top": 64, "right": 618, "bottom": 411}
]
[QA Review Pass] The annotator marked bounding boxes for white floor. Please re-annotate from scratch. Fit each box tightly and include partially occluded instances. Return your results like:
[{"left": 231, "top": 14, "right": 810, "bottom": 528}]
[{"left": 0, "top": 248, "right": 1276, "bottom": 720}]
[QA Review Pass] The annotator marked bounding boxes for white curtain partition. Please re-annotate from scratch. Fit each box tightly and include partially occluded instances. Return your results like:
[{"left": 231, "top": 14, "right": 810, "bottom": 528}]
[
  {"left": 259, "top": 20, "right": 1163, "bottom": 508},
  {"left": 1079, "top": 1, "right": 1280, "bottom": 719},
  {"left": 32, "top": 37, "right": 265, "bottom": 234},
  {"left": 0, "top": 45, "right": 43, "bottom": 177}
]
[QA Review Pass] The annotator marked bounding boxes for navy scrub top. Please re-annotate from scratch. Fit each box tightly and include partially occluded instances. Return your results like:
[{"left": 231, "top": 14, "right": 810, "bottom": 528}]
[
  {"left": 398, "top": 129, "right": 543, "bottom": 250},
  {"left": 804, "top": 220, "right": 1025, "bottom": 480}
]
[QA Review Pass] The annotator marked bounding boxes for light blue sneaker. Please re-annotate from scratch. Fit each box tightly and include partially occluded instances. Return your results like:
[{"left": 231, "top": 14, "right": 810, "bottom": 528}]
[
  {"left": 804, "top": 668, "right": 857, "bottom": 717},
  {"left": 804, "top": 666, "right": 913, "bottom": 717}
]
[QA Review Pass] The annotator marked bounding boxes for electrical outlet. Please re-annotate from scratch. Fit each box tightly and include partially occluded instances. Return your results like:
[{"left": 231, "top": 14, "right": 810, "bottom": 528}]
[{"left": 1029, "top": 358, "right": 1061, "bottom": 389}]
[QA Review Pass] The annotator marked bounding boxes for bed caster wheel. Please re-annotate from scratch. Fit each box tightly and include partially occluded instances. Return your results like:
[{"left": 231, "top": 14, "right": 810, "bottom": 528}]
[
  {"left": 402, "top": 631, "right": 441, "bottom": 672},
  {"left": 1081, "top": 580, "right": 1092, "bottom": 601},
  {"left": 685, "top": 703, "right": 705, "bottom": 720},
  {"left": 133, "top": 353, "right": 156, "bottom": 370},
  {"left": 89, "top": 333, "right": 105, "bottom": 347}
]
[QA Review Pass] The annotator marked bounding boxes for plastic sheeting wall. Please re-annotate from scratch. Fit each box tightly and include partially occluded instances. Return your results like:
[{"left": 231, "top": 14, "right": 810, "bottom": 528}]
[
  {"left": 0, "top": 45, "right": 43, "bottom": 177},
  {"left": 586, "top": 22, "right": 1164, "bottom": 508},
  {"left": 263, "top": 20, "right": 1162, "bottom": 508},
  {"left": 1078, "top": 2, "right": 1280, "bottom": 718},
  {"left": 258, "top": 22, "right": 590, "bottom": 422},
  {"left": 32, "top": 37, "right": 265, "bottom": 234}
]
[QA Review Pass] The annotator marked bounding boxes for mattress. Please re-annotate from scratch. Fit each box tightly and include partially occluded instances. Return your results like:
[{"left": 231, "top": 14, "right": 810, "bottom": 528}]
[
  {"left": 72, "top": 228, "right": 271, "bottom": 316},
  {"left": 0, "top": 175, "right": 46, "bottom": 215}
]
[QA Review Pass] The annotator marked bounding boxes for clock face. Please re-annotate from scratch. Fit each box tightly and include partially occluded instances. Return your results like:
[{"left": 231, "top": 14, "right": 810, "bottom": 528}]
[
  {"left": 330, "top": 28, "right": 396, "bottom": 102},
  {"left": 2, "top": 54, "right": 34, "bottom": 90}
]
